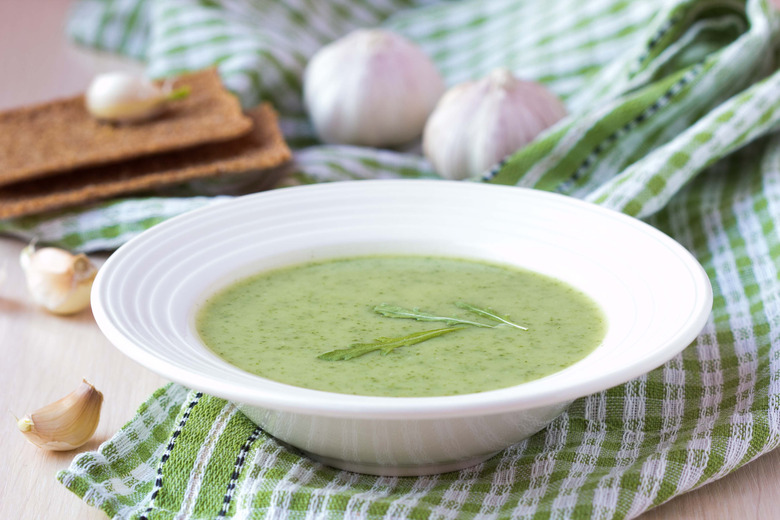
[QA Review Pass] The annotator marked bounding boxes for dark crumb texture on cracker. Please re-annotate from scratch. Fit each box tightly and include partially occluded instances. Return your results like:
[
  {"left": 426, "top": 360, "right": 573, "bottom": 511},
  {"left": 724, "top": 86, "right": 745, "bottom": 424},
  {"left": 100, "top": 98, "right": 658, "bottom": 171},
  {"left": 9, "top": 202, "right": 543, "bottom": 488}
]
[
  {"left": 0, "top": 68, "right": 253, "bottom": 186},
  {"left": 0, "top": 104, "right": 291, "bottom": 219}
]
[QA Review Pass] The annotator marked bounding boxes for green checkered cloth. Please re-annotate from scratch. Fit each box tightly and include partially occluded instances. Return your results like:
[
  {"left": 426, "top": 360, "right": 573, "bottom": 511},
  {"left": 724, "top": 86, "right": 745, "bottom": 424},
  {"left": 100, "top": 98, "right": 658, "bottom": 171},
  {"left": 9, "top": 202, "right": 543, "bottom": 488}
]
[{"left": 32, "top": 0, "right": 779, "bottom": 518}]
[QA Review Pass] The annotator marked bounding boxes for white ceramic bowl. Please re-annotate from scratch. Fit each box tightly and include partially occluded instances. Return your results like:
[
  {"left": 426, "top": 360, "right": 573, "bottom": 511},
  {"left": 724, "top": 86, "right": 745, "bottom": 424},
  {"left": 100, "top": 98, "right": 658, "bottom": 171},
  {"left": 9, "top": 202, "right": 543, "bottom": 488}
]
[{"left": 92, "top": 180, "right": 712, "bottom": 476}]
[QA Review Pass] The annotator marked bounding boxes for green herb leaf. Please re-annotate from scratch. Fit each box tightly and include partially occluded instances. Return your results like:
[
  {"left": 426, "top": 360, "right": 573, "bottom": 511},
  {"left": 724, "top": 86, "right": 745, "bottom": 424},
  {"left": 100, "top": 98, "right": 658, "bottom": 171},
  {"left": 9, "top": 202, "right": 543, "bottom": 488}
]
[
  {"left": 373, "top": 304, "right": 493, "bottom": 328},
  {"left": 455, "top": 302, "right": 528, "bottom": 330},
  {"left": 165, "top": 85, "right": 191, "bottom": 101},
  {"left": 318, "top": 326, "right": 467, "bottom": 361}
]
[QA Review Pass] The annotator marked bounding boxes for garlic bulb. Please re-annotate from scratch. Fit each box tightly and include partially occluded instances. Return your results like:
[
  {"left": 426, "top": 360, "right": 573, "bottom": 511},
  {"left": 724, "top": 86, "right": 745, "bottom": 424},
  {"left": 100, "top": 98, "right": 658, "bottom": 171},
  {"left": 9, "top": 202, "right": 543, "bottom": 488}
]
[
  {"left": 85, "top": 72, "right": 190, "bottom": 123},
  {"left": 17, "top": 379, "right": 103, "bottom": 451},
  {"left": 304, "top": 29, "right": 445, "bottom": 147},
  {"left": 20, "top": 243, "right": 98, "bottom": 315},
  {"left": 423, "top": 68, "right": 567, "bottom": 180}
]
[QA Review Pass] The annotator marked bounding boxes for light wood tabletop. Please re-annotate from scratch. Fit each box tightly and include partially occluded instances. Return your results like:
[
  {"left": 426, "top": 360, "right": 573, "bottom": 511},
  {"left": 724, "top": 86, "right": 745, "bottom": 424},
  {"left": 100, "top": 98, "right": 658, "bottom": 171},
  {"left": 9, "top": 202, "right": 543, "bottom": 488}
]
[{"left": 0, "top": 1, "right": 777, "bottom": 518}]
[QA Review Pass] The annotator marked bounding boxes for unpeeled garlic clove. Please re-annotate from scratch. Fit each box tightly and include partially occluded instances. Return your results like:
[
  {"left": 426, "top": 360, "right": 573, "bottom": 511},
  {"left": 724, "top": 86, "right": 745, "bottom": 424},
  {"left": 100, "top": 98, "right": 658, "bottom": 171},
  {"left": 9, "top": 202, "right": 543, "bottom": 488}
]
[
  {"left": 304, "top": 29, "right": 445, "bottom": 147},
  {"left": 17, "top": 379, "right": 103, "bottom": 451},
  {"left": 423, "top": 68, "right": 567, "bottom": 180},
  {"left": 20, "top": 243, "right": 98, "bottom": 315},
  {"left": 85, "top": 72, "right": 190, "bottom": 124}
]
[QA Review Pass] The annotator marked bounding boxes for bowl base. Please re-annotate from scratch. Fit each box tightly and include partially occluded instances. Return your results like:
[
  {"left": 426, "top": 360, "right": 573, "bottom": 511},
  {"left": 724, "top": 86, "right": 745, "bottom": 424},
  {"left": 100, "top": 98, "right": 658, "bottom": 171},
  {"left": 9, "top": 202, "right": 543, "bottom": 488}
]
[{"left": 303, "top": 450, "right": 501, "bottom": 476}]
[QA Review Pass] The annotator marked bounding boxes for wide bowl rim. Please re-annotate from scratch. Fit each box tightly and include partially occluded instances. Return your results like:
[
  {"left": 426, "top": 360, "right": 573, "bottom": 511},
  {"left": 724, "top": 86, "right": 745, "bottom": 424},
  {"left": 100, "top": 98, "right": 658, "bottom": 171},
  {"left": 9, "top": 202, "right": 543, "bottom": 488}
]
[{"left": 92, "top": 179, "right": 713, "bottom": 419}]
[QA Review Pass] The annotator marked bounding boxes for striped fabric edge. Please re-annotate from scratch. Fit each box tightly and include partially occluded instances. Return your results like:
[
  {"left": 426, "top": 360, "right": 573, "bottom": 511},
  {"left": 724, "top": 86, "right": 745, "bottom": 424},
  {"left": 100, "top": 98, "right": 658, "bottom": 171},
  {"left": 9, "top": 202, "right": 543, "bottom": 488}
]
[
  {"left": 66, "top": 0, "right": 151, "bottom": 59},
  {"left": 587, "top": 69, "right": 780, "bottom": 217},
  {"left": 0, "top": 197, "right": 228, "bottom": 253},
  {"left": 56, "top": 384, "right": 190, "bottom": 519},
  {"left": 384, "top": 0, "right": 657, "bottom": 101},
  {"left": 489, "top": 0, "right": 778, "bottom": 209}
]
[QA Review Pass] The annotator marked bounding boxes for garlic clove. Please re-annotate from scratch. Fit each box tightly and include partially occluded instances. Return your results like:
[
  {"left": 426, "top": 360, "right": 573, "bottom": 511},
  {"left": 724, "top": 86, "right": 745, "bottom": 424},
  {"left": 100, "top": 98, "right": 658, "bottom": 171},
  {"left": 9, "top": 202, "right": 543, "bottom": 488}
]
[
  {"left": 304, "top": 29, "right": 445, "bottom": 147},
  {"left": 17, "top": 379, "right": 103, "bottom": 451},
  {"left": 20, "top": 243, "right": 98, "bottom": 315},
  {"left": 423, "top": 68, "right": 567, "bottom": 180},
  {"left": 85, "top": 72, "right": 190, "bottom": 124}
]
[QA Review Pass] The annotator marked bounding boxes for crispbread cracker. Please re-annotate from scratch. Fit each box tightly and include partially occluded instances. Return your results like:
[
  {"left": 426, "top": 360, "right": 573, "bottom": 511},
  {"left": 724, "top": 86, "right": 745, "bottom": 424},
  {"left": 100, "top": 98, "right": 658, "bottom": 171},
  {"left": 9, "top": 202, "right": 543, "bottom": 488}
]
[
  {"left": 0, "top": 104, "right": 290, "bottom": 220},
  {"left": 0, "top": 69, "right": 252, "bottom": 187}
]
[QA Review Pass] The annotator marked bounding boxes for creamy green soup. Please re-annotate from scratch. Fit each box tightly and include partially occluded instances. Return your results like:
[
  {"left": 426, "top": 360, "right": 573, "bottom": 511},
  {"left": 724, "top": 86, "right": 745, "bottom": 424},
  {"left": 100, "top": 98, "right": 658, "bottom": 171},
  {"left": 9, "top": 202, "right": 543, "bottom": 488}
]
[{"left": 196, "top": 256, "right": 606, "bottom": 397}]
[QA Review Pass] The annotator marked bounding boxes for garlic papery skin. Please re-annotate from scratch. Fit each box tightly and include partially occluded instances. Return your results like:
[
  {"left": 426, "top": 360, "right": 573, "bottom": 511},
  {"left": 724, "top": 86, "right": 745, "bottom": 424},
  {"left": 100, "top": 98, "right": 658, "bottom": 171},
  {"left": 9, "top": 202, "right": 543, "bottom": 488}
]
[
  {"left": 20, "top": 243, "right": 98, "bottom": 315},
  {"left": 85, "top": 72, "right": 189, "bottom": 124},
  {"left": 423, "top": 68, "right": 567, "bottom": 180},
  {"left": 304, "top": 29, "right": 445, "bottom": 147},
  {"left": 17, "top": 379, "right": 103, "bottom": 451}
]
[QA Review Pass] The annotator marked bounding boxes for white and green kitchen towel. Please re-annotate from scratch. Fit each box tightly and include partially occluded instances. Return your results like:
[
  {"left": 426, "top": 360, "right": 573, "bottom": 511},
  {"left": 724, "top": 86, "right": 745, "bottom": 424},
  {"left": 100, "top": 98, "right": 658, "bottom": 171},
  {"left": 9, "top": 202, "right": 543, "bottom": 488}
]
[{"left": 9, "top": 0, "right": 779, "bottom": 517}]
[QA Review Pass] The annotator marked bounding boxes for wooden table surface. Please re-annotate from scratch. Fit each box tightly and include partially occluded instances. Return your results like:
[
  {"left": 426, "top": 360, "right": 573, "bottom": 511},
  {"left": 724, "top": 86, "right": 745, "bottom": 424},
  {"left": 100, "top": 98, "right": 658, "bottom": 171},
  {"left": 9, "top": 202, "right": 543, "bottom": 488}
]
[{"left": 1, "top": 1, "right": 778, "bottom": 518}]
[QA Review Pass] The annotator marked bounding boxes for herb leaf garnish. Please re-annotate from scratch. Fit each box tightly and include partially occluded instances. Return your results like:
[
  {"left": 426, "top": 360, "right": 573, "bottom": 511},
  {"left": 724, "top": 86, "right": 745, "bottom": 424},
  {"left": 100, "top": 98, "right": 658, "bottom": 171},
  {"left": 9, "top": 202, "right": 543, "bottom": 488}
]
[
  {"left": 373, "top": 304, "right": 493, "bottom": 328},
  {"left": 455, "top": 302, "right": 528, "bottom": 330},
  {"left": 317, "top": 326, "right": 467, "bottom": 361},
  {"left": 317, "top": 302, "right": 528, "bottom": 361}
]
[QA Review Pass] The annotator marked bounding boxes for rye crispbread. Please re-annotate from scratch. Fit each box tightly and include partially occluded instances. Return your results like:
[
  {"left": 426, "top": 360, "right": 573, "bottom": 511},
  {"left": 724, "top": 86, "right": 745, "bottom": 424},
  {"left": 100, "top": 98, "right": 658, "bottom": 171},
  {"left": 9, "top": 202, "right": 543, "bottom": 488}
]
[
  {"left": 0, "top": 69, "right": 253, "bottom": 187},
  {"left": 0, "top": 104, "right": 290, "bottom": 220}
]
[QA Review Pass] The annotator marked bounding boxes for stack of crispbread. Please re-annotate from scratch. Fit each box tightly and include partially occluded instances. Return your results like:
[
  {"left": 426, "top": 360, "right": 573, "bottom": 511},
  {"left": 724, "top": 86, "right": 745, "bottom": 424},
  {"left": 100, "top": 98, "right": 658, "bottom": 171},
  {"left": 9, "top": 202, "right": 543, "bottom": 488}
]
[{"left": 0, "top": 69, "right": 291, "bottom": 219}]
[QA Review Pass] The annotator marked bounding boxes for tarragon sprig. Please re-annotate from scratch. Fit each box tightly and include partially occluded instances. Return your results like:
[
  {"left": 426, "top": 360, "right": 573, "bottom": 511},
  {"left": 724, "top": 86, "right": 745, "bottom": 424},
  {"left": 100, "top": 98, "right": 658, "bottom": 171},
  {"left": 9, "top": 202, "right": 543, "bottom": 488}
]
[
  {"left": 317, "top": 302, "right": 528, "bottom": 361},
  {"left": 455, "top": 302, "right": 528, "bottom": 330},
  {"left": 373, "top": 304, "right": 493, "bottom": 328},
  {"left": 317, "top": 326, "right": 467, "bottom": 361}
]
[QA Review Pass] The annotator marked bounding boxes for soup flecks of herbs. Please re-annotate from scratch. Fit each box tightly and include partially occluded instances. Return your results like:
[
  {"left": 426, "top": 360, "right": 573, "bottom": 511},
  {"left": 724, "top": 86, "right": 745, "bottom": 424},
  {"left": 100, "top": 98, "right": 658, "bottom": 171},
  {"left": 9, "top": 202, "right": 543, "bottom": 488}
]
[{"left": 196, "top": 256, "right": 606, "bottom": 397}]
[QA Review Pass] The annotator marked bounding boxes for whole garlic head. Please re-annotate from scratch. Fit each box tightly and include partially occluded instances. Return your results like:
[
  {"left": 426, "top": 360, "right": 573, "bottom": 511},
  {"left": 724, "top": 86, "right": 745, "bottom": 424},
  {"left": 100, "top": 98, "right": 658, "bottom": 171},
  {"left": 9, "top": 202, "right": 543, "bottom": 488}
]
[
  {"left": 20, "top": 243, "right": 98, "bottom": 315},
  {"left": 304, "top": 29, "right": 445, "bottom": 147},
  {"left": 85, "top": 72, "right": 189, "bottom": 124},
  {"left": 423, "top": 68, "right": 567, "bottom": 180}
]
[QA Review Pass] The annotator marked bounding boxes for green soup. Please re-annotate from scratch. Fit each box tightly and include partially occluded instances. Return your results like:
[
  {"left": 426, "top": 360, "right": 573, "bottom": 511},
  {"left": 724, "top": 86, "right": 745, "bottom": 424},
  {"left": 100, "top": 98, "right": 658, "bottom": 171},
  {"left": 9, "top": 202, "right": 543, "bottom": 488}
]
[{"left": 196, "top": 256, "right": 606, "bottom": 397}]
